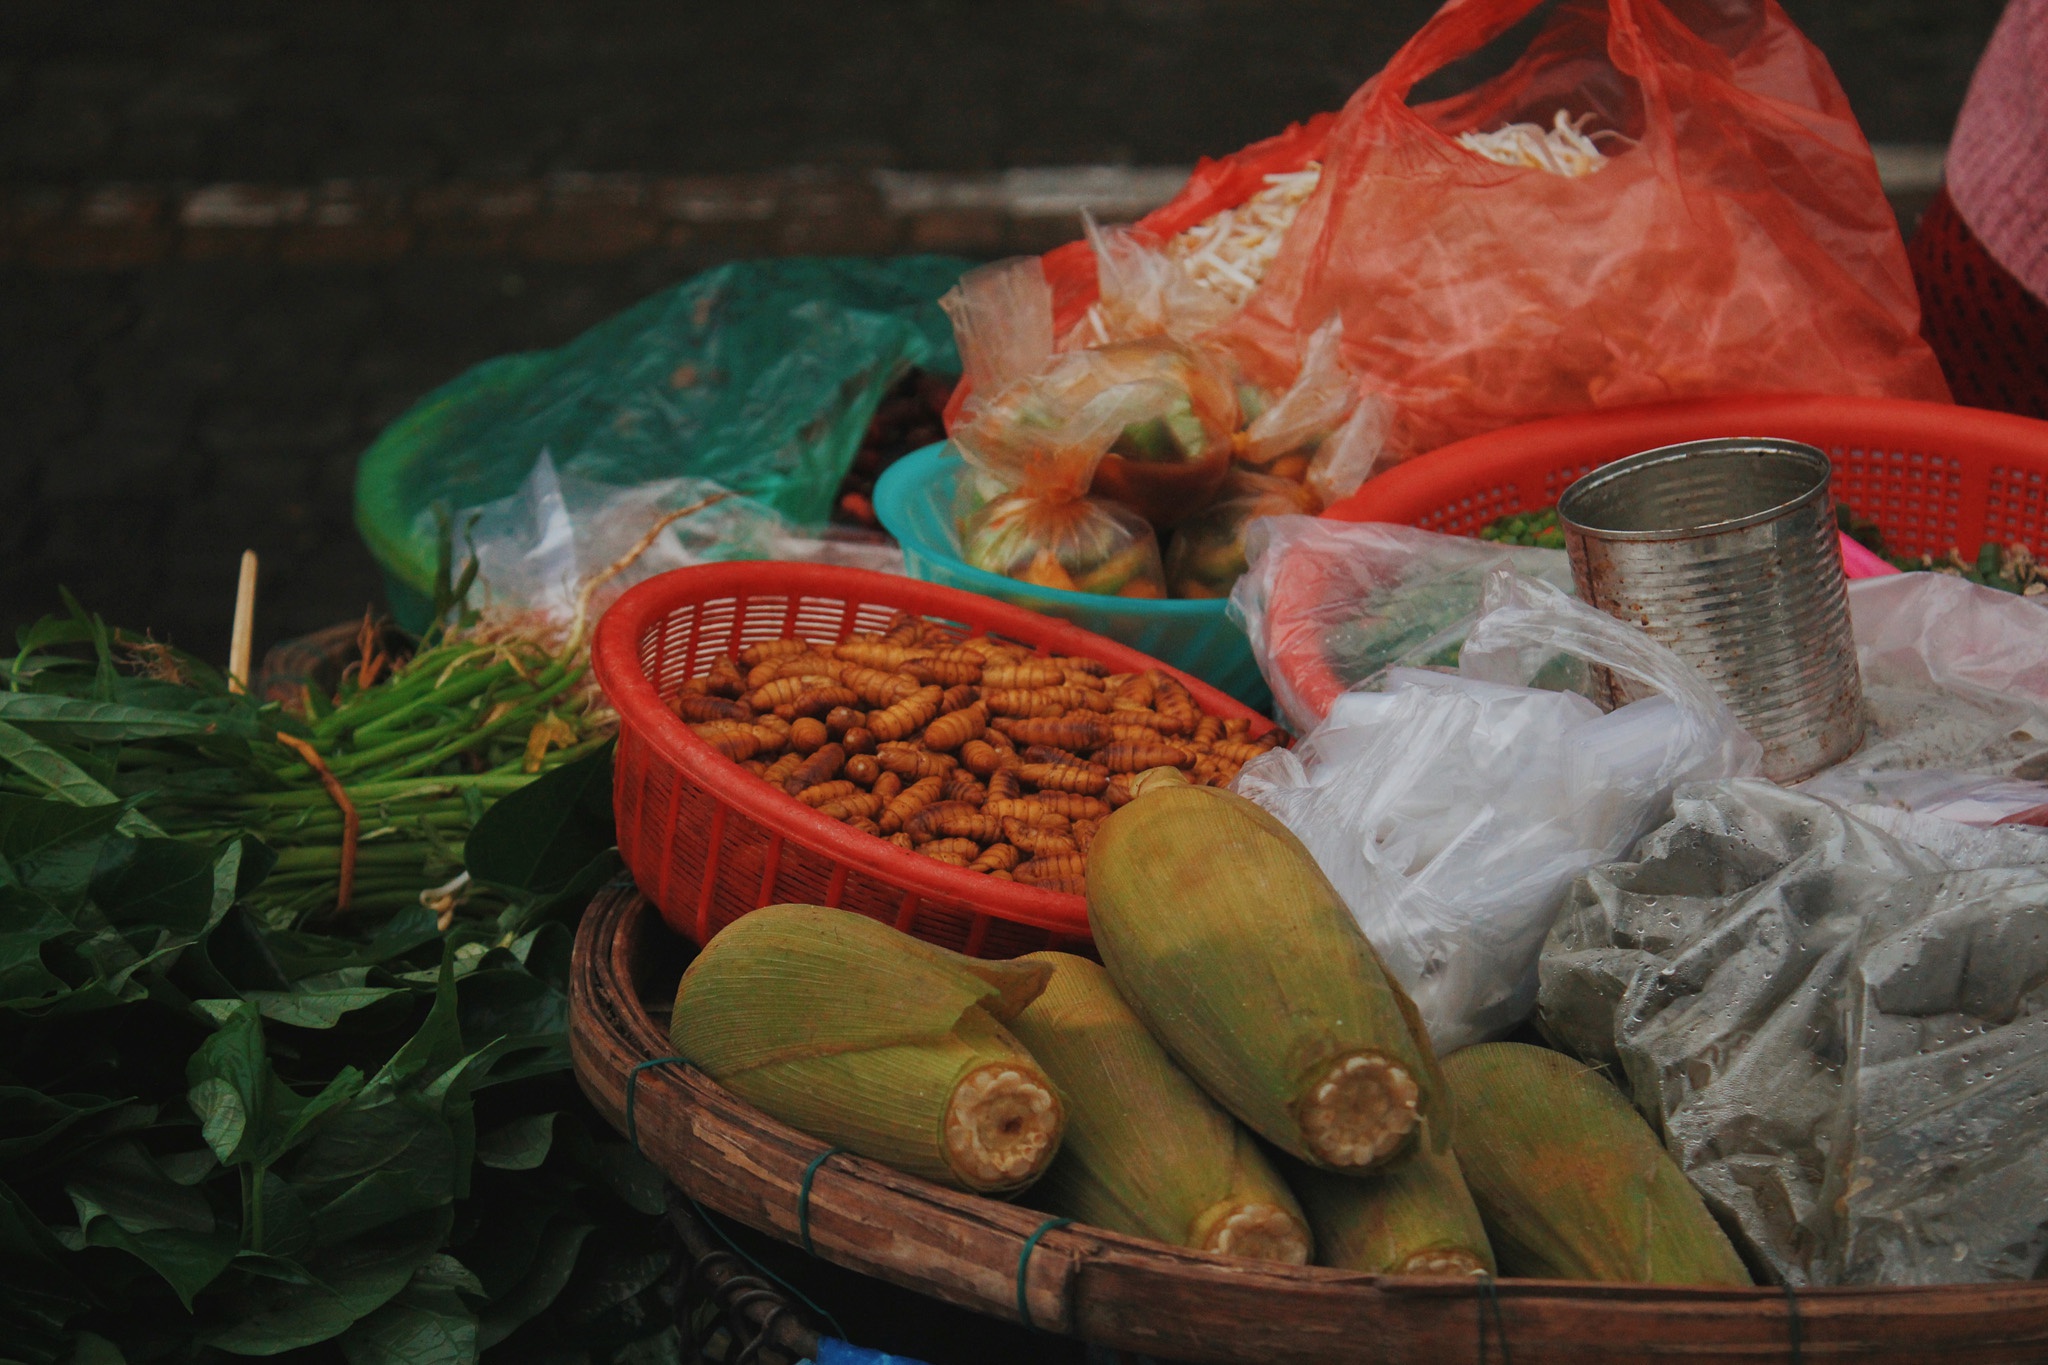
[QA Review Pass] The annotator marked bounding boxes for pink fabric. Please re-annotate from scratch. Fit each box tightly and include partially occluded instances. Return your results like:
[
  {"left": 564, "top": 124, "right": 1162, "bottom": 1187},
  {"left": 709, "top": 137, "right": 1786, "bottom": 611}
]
[
  {"left": 1839, "top": 531, "right": 1900, "bottom": 579},
  {"left": 1945, "top": 0, "right": 2048, "bottom": 302}
]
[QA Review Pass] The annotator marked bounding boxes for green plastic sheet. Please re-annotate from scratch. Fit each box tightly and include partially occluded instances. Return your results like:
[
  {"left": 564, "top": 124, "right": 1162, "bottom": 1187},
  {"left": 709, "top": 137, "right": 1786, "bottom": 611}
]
[{"left": 355, "top": 256, "right": 972, "bottom": 626}]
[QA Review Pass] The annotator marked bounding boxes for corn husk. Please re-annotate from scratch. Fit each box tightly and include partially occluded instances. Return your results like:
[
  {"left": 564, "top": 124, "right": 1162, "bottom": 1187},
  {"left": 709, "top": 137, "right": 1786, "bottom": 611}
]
[
  {"left": 670, "top": 904, "right": 1065, "bottom": 1194},
  {"left": 1443, "top": 1044, "right": 1750, "bottom": 1285},
  {"left": 1287, "top": 1128, "right": 1494, "bottom": 1277},
  {"left": 1008, "top": 952, "right": 1311, "bottom": 1263},
  {"left": 1085, "top": 781, "right": 1447, "bottom": 1174}
]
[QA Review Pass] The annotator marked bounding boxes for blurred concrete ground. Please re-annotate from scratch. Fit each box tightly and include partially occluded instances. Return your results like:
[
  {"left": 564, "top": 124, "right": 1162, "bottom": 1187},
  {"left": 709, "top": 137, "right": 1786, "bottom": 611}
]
[{"left": 0, "top": 0, "right": 2012, "bottom": 664}]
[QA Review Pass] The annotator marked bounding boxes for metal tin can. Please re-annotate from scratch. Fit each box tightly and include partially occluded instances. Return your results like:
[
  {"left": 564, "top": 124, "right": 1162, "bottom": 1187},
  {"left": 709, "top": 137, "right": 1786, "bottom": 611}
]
[{"left": 1557, "top": 438, "right": 1864, "bottom": 783}]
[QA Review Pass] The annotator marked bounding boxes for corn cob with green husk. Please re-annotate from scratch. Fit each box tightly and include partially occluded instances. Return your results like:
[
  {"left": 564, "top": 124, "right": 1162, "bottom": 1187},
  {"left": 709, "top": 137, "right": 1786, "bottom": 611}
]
[
  {"left": 670, "top": 904, "right": 1065, "bottom": 1194},
  {"left": 1007, "top": 952, "right": 1312, "bottom": 1263},
  {"left": 1286, "top": 1132, "right": 1494, "bottom": 1277},
  {"left": 1443, "top": 1044, "right": 1750, "bottom": 1285},
  {"left": 1085, "top": 769, "right": 1448, "bottom": 1175}
]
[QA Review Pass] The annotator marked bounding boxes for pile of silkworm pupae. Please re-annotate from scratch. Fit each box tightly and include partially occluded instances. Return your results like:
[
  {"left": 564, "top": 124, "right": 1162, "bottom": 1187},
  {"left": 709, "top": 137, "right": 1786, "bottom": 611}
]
[{"left": 667, "top": 611, "right": 1284, "bottom": 895}]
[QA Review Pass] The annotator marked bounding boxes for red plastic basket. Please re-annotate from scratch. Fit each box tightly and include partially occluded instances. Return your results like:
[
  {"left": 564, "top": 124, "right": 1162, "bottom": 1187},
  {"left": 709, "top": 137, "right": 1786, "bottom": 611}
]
[
  {"left": 1274, "top": 394, "right": 2048, "bottom": 721},
  {"left": 591, "top": 562, "right": 1277, "bottom": 959}
]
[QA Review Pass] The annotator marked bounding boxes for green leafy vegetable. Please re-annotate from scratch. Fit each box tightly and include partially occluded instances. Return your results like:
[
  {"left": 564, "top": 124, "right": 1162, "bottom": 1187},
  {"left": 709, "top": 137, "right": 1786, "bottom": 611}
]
[{"left": 0, "top": 605, "right": 659, "bottom": 1365}]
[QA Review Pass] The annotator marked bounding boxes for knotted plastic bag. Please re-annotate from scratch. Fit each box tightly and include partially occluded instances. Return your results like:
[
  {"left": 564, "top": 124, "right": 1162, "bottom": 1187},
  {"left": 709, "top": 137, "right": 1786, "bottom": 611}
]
[
  {"left": 1230, "top": 318, "right": 1386, "bottom": 506},
  {"left": 1070, "top": 213, "right": 1238, "bottom": 349},
  {"left": 1215, "top": 0, "right": 1950, "bottom": 465},
  {"left": 941, "top": 262, "right": 1240, "bottom": 591},
  {"left": 944, "top": 255, "right": 1242, "bottom": 539},
  {"left": 1234, "top": 570, "right": 1760, "bottom": 1053},
  {"left": 1074, "top": 231, "right": 1386, "bottom": 519}
]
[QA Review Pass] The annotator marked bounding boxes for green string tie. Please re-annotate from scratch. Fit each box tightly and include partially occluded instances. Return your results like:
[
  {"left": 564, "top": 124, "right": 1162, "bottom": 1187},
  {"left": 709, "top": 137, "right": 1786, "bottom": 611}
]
[
  {"left": 1015, "top": 1217, "right": 1074, "bottom": 1331},
  {"left": 1474, "top": 1271, "right": 1512, "bottom": 1365},
  {"left": 797, "top": 1147, "right": 846, "bottom": 1256},
  {"left": 625, "top": 1055, "right": 690, "bottom": 1155}
]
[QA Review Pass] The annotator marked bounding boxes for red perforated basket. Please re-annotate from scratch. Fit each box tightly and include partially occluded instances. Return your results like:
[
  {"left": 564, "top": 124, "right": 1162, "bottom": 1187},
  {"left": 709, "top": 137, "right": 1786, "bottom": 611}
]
[
  {"left": 1276, "top": 394, "right": 2048, "bottom": 721},
  {"left": 591, "top": 562, "right": 1277, "bottom": 959}
]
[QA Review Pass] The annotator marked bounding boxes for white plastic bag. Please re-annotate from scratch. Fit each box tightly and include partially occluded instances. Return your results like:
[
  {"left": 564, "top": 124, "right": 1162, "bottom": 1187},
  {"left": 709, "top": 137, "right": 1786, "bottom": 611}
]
[
  {"left": 1234, "top": 571, "right": 1761, "bottom": 1052},
  {"left": 1227, "top": 516, "right": 1581, "bottom": 735}
]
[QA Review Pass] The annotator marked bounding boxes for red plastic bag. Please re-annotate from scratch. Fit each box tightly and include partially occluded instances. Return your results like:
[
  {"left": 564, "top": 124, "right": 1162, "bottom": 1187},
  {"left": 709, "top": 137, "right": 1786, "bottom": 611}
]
[{"left": 1218, "top": 0, "right": 1950, "bottom": 462}]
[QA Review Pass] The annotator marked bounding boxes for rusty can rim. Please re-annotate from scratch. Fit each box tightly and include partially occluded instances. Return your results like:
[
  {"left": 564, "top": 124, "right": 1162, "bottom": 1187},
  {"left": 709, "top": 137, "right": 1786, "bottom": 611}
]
[{"left": 1557, "top": 436, "right": 1832, "bottom": 543}]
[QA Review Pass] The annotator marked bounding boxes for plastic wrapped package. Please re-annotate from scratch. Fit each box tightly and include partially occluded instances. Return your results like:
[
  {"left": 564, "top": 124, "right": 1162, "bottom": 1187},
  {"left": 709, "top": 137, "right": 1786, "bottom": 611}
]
[
  {"left": 1539, "top": 779, "right": 2048, "bottom": 1286},
  {"left": 946, "top": 339, "right": 1238, "bottom": 593},
  {"left": 461, "top": 453, "right": 902, "bottom": 633},
  {"left": 1797, "top": 768, "right": 2048, "bottom": 828},
  {"left": 1223, "top": 318, "right": 1390, "bottom": 508},
  {"left": 943, "top": 256, "right": 1056, "bottom": 402},
  {"left": 1085, "top": 342, "right": 1242, "bottom": 527},
  {"left": 1233, "top": 571, "right": 1760, "bottom": 1054},
  {"left": 1228, "top": 517, "right": 1578, "bottom": 734},
  {"left": 1070, "top": 214, "right": 1237, "bottom": 348},
  {"left": 1814, "top": 573, "right": 2048, "bottom": 785},
  {"left": 1210, "top": 0, "right": 1948, "bottom": 468},
  {"left": 943, "top": 259, "right": 1240, "bottom": 534},
  {"left": 958, "top": 488, "right": 1166, "bottom": 596},
  {"left": 1163, "top": 469, "right": 1319, "bottom": 599}
]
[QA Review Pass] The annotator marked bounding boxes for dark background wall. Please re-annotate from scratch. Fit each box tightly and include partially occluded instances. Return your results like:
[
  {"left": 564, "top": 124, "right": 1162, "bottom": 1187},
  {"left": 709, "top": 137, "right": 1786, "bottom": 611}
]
[{"left": 0, "top": 0, "right": 2012, "bottom": 664}]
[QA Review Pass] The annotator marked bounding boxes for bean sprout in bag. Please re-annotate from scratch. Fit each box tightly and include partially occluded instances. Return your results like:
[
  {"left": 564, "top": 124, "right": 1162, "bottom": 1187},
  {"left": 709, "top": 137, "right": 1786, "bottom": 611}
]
[
  {"left": 1233, "top": 571, "right": 1760, "bottom": 1053},
  {"left": 1217, "top": 0, "right": 1950, "bottom": 466}
]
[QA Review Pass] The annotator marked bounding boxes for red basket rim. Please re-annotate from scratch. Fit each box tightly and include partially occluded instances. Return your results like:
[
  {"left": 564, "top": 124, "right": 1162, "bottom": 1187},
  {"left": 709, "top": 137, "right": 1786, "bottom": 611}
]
[
  {"left": 592, "top": 562, "right": 1275, "bottom": 941},
  {"left": 1320, "top": 393, "right": 2048, "bottom": 524},
  {"left": 1280, "top": 393, "right": 2048, "bottom": 721}
]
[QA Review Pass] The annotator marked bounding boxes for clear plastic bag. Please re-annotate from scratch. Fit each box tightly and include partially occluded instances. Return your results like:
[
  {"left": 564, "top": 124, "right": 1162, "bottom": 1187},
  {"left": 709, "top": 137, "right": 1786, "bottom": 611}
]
[
  {"left": 1797, "top": 768, "right": 2048, "bottom": 828},
  {"left": 1163, "top": 468, "right": 1319, "bottom": 600},
  {"left": 1233, "top": 570, "right": 1760, "bottom": 1054},
  {"left": 1540, "top": 778, "right": 2048, "bottom": 1286},
  {"left": 944, "top": 256, "right": 1241, "bottom": 537},
  {"left": 1220, "top": 318, "right": 1391, "bottom": 509},
  {"left": 959, "top": 488, "right": 1166, "bottom": 596},
  {"left": 462, "top": 453, "right": 903, "bottom": 633},
  {"left": 1227, "top": 516, "right": 1580, "bottom": 734},
  {"left": 1810, "top": 573, "right": 2048, "bottom": 785},
  {"left": 1070, "top": 214, "right": 1236, "bottom": 348},
  {"left": 945, "top": 343, "right": 1236, "bottom": 590}
]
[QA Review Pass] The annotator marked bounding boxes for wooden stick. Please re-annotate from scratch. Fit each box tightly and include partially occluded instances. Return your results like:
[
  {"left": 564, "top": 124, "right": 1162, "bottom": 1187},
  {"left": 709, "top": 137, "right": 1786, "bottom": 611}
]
[{"left": 228, "top": 550, "right": 258, "bottom": 694}]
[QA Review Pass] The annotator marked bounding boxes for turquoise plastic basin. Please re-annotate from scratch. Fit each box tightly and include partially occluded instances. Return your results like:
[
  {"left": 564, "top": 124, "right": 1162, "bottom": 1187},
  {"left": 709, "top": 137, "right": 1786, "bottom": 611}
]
[{"left": 873, "top": 442, "right": 1271, "bottom": 711}]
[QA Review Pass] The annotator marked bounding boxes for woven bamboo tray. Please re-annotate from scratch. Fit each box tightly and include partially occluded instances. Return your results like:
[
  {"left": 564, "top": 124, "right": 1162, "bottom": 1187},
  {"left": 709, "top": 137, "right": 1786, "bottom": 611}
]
[{"left": 571, "top": 882, "right": 2048, "bottom": 1365}]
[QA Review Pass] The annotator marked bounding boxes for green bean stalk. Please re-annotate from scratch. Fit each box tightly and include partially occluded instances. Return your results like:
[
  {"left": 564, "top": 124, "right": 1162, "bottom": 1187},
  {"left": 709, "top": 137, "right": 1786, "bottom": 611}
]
[
  {"left": 1, "top": 502, "right": 730, "bottom": 934},
  {"left": 148, "top": 625, "right": 608, "bottom": 928}
]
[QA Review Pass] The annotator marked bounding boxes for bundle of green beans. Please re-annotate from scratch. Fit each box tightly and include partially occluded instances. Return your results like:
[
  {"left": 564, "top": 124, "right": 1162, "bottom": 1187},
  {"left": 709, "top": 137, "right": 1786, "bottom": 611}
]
[{"left": 149, "top": 631, "right": 607, "bottom": 926}]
